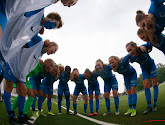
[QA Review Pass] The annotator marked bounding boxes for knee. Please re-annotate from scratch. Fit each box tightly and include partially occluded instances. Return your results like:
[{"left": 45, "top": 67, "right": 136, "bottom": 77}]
[
  {"left": 65, "top": 95, "right": 70, "bottom": 100},
  {"left": 58, "top": 95, "right": 62, "bottom": 100}
]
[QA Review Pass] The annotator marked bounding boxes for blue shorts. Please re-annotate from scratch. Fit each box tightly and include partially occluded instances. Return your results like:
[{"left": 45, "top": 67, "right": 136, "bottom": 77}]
[
  {"left": 88, "top": 85, "right": 100, "bottom": 96},
  {"left": 141, "top": 63, "right": 158, "bottom": 80},
  {"left": 4, "top": 63, "right": 26, "bottom": 84},
  {"left": 0, "top": 52, "right": 5, "bottom": 76},
  {"left": 29, "top": 77, "right": 42, "bottom": 90},
  {"left": 0, "top": 0, "right": 7, "bottom": 31},
  {"left": 43, "top": 84, "right": 53, "bottom": 94},
  {"left": 104, "top": 78, "right": 118, "bottom": 93},
  {"left": 73, "top": 86, "right": 88, "bottom": 96},
  {"left": 124, "top": 71, "right": 137, "bottom": 90},
  {"left": 58, "top": 84, "right": 70, "bottom": 96}
]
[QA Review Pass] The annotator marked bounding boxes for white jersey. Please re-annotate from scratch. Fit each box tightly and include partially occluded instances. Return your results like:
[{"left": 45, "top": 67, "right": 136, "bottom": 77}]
[
  {"left": 5, "top": 0, "right": 56, "bottom": 20},
  {"left": 8, "top": 40, "right": 44, "bottom": 82},
  {"left": 0, "top": 9, "right": 44, "bottom": 62}
]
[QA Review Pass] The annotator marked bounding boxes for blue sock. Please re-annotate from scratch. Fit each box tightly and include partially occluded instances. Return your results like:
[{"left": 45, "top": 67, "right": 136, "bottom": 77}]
[
  {"left": 3, "top": 91, "right": 13, "bottom": 117},
  {"left": 32, "top": 94, "right": 37, "bottom": 111},
  {"left": 66, "top": 99, "right": 70, "bottom": 112},
  {"left": 132, "top": 93, "right": 137, "bottom": 109},
  {"left": 105, "top": 98, "right": 110, "bottom": 112},
  {"left": 145, "top": 88, "right": 152, "bottom": 108},
  {"left": 18, "top": 95, "right": 25, "bottom": 118},
  {"left": 114, "top": 96, "right": 119, "bottom": 112},
  {"left": 38, "top": 96, "right": 43, "bottom": 111},
  {"left": 73, "top": 103, "right": 77, "bottom": 112},
  {"left": 153, "top": 85, "right": 159, "bottom": 106},
  {"left": 128, "top": 94, "right": 132, "bottom": 109},
  {"left": 58, "top": 99, "right": 62, "bottom": 112},
  {"left": 84, "top": 104, "right": 88, "bottom": 113},
  {"left": 89, "top": 100, "right": 93, "bottom": 113},
  {"left": 47, "top": 99, "right": 51, "bottom": 112},
  {"left": 96, "top": 99, "right": 99, "bottom": 112}
]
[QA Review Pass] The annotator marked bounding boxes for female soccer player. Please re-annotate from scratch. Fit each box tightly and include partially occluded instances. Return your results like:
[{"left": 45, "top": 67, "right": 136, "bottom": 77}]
[
  {"left": 135, "top": 0, "right": 165, "bottom": 33},
  {"left": 70, "top": 68, "right": 88, "bottom": 115},
  {"left": 57, "top": 65, "right": 72, "bottom": 115},
  {"left": 109, "top": 56, "right": 137, "bottom": 117},
  {"left": 83, "top": 69, "right": 100, "bottom": 117},
  {"left": 137, "top": 28, "right": 165, "bottom": 55},
  {"left": 126, "top": 41, "right": 159, "bottom": 115},
  {"left": 95, "top": 59, "right": 119, "bottom": 116},
  {"left": 42, "top": 65, "right": 59, "bottom": 116}
]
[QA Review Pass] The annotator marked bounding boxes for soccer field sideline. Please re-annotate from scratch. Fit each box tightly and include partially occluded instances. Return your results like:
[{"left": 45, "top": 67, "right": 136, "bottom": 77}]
[{"left": 52, "top": 100, "right": 117, "bottom": 125}]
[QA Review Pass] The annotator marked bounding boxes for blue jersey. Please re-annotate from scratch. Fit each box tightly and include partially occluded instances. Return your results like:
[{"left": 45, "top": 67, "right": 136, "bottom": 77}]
[
  {"left": 117, "top": 54, "right": 136, "bottom": 77},
  {"left": 129, "top": 51, "right": 154, "bottom": 69},
  {"left": 143, "top": 33, "right": 165, "bottom": 55},
  {"left": 87, "top": 73, "right": 99, "bottom": 87},
  {"left": 74, "top": 74, "right": 86, "bottom": 88},
  {"left": 29, "top": 71, "right": 45, "bottom": 84},
  {"left": 96, "top": 64, "right": 115, "bottom": 83},
  {"left": 42, "top": 73, "right": 57, "bottom": 86},
  {"left": 149, "top": 0, "right": 165, "bottom": 32},
  {"left": 58, "top": 71, "right": 70, "bottom": 87}
]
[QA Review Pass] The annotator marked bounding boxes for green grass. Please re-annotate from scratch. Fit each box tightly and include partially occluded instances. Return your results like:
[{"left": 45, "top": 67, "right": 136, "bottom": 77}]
[{"left": 0, "top": 83, "right": 165, "bottom": 125}]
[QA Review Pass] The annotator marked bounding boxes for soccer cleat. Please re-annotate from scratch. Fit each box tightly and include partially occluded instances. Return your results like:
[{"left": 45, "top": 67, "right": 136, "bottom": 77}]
[
  {"left": 24, "top": 114, "right": 34, "bottom": 121},
  {"left": 115, "top": 112, "right": 120, "bottom": 115},
  {"left": 131, "top": 109, "right": 136, "bottom": 117},
  {"left": 18, "top": 117, "right": 34, "bottom": 125},
  {"left": 94, "top": 112, "right": 98, "bottom": 115},
  {"left": 88, "top": 113, "right": 95, "bottom": 117},
  {"left": 73, "top": 111, "right": 77, "bottom": 115},
  {"left": 48, "top": 111, "right": 55, "bottom": 116},
  {"left": 38, "top": 111, "right": 47, "bottom": 117},
  {"left": 83, "top": 112, "right": 87, "bottom": 115},
  {"left": 58, "top": 112, "right": 62, "bottom": 115},
  {"left": 103, "top": 112, "right": 111, "bottom": 116},
  {"left": 124, "top": 109, "right": 132, "bottom": 115},
  {"left": 143, "top": 107, "right": 152, "bottom": 115},
  {"left": 9, "top": 116, "right": 18, "bottom": 125},
  {"left": 32, "top": 111, "right": 39, "bottom": 118},
  {"left": 152, "top": 105, "right": 157, "bottom": 112}
]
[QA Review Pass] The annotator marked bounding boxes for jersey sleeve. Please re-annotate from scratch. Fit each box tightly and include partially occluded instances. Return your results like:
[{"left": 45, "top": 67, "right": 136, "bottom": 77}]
[
  {"left": 23, "top": 34, "right": 42, "bottom": 48},
  {"left": 122, "top": 54, "right": 130, "bottom": 64},
  {"left": 107, "top": 64, "right": 112, "bottom": 70},
  {"left": 141, "top": 43, "right": 153, "bottom": 52}
]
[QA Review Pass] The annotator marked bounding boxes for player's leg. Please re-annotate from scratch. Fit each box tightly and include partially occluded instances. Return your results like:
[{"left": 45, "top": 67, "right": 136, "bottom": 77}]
[
  {"left": 112, "top": 80, "right": 119, "bottom": 115},
  {"left": 103, "top": 83, "right": 111, "bottom": 116},
  {"left": 64, "top": 87, "right": 71, "bottom": 115},
  {"left": 88, "top": 87, "right": 94, "bottom": 116}
]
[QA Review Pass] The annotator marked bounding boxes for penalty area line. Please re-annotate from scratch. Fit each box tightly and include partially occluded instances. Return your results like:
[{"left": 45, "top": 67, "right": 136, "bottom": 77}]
[{"left": 52, "top": 101, "right": 117, "bottom": 125}]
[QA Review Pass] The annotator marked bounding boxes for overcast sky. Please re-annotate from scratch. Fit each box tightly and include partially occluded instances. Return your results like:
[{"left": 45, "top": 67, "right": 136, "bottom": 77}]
[{"left": 41, "top": 0, "right": 165, "bottom": 94}]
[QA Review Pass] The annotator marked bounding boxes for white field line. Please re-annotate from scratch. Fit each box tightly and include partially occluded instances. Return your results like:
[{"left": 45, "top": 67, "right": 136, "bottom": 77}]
[{"left": 52, "top": 100, "right": 118, "bottom": 125}]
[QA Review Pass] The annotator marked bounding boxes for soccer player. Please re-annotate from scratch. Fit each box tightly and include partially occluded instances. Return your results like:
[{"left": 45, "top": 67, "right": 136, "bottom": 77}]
[
  {"left": 42, "top": 65, "right": 59, "bottom": 116},
  {"left": 70, "top": 68, "right": 88, "bottom": 115},
  {"left": 109, "top": 56, "right": 137, "bottom": 117},
  {"left": 83, "top": 69, "right": 100, "bottom": 117},
  {"left": 137, "top": 28, "right": 165, "bottom": 55},
  {"left": 95, "top": 59, "right": 119, "bottom": 116},
  {"left": 135, "top": 0, "right": 165, "bottom": 34},
  {"left": 126, "top": 41, "right": 159, "bottom": 115},
  {"left": 57, "top": 65, "right": 72, "bottom": 115}
]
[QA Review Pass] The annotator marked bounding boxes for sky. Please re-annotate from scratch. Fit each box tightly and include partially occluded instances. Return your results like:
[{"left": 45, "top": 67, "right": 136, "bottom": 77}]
[{"left": 41, "top": 0, "right": 165, "bottom": 94}]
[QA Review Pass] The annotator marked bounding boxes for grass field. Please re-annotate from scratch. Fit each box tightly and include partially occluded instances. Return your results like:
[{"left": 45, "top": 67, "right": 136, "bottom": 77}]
[{"left": 0, "top": 83, "right": 165, "bottom": 125}]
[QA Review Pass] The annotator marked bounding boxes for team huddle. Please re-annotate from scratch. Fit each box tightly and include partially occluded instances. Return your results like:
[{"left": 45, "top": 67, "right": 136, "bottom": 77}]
[{"left": 0, "top": 0, "right": 164, "bottom": 125}]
